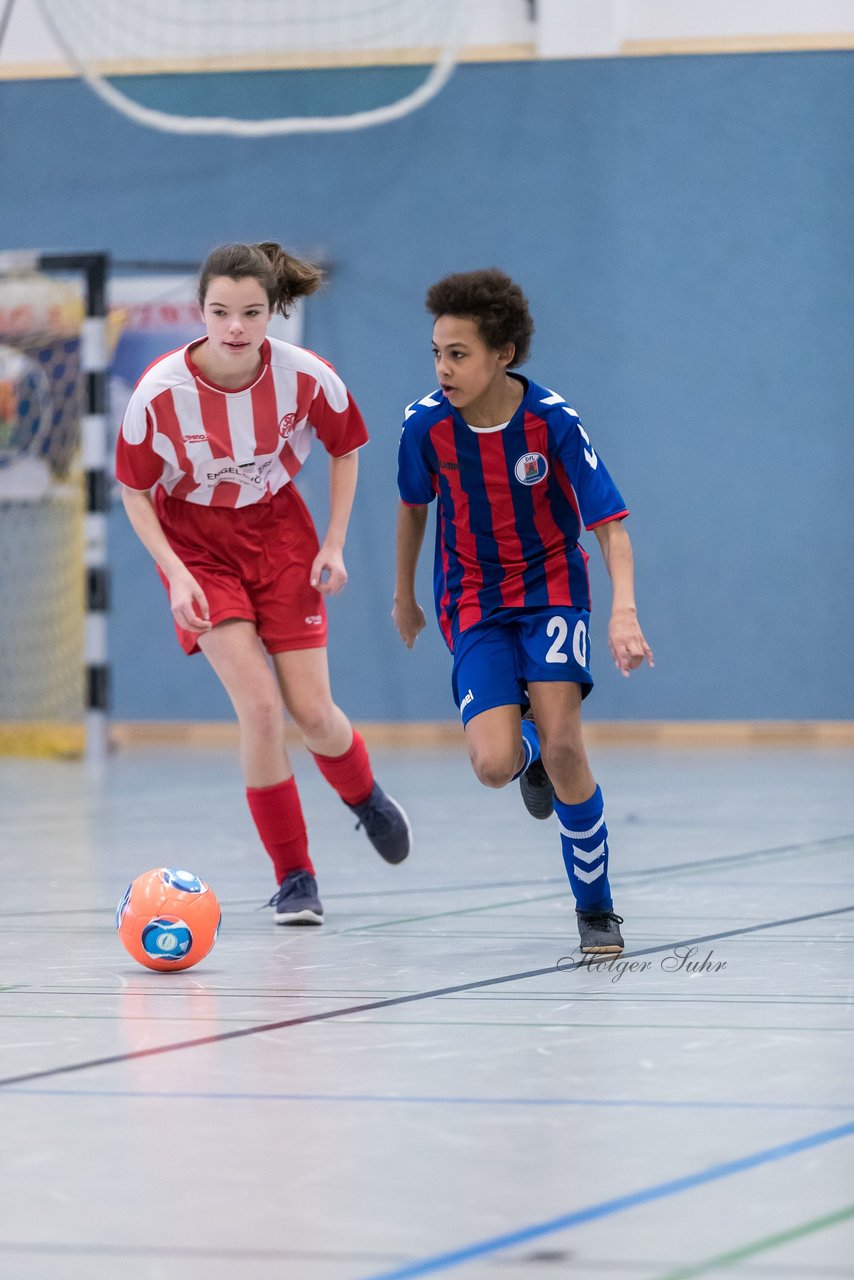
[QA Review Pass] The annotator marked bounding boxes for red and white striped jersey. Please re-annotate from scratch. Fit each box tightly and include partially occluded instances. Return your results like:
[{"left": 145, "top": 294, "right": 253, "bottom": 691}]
[{"left": 116, "top": 336, "right": 368, "bottom": 508}]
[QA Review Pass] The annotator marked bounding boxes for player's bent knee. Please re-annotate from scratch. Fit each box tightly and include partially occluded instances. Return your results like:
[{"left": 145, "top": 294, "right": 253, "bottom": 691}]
[
  {"left": 470, "top": 753, "right": 517, "bottom": 790},
  {"left": 289, "top": 701, "right": 337, "bottom": 742},
  {"left": 541, "top": 739, "right": 588, "bottom": 784}
]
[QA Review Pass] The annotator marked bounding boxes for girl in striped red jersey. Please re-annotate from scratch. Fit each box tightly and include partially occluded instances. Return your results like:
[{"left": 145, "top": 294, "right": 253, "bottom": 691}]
[{"left": 117, "top": 241, "right": 411, "bottom": 924}]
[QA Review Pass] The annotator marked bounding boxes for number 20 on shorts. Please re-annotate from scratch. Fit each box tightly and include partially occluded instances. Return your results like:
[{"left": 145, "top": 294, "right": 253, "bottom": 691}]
[{"left": 545, "top": 615, "right": 588, "bottom": 666}]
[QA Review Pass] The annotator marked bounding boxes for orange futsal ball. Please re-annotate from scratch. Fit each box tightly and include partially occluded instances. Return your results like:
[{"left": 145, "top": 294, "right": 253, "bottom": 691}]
[{"left": 115, "top": 868, "right": 221, "bottom": 972}]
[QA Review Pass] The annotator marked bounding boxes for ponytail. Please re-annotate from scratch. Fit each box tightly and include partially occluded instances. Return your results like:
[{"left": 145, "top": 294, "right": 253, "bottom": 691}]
[
  {"left": 255, "top": 241, "right": 323, "bottom": 314},
  {"left": 198, "top": 241, "right": 323, "bottom": 316}
]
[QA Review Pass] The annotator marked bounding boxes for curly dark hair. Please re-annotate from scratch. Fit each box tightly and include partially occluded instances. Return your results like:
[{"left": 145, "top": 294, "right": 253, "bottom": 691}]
[{"left": 425, "top": 269, "right": 534, "bottom": 367}]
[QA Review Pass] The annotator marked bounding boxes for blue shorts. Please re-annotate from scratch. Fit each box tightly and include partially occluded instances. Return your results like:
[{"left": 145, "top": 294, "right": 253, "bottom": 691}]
[{"left": 451, "top": 607, "right": 593, "bottom": 726}]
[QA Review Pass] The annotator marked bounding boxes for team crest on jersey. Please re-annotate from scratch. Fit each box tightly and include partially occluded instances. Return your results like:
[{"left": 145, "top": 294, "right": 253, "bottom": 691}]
[
  {"left": 278, "top": 412, "right": 297, "bottom": 439},
  {"left": 514, "top": 452, "right": 548, "bottom": 485}
]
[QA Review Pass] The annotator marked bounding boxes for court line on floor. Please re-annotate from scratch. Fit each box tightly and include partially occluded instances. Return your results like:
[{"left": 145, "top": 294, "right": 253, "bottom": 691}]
[
  {"left": 3, "top": 993, "right": 850, "bottom": 1012},
  {"left": 0, "top": 904, "right": 851, "bottom": 1090},
  {"left": 5, "top": 1087, "right": 854, "bottom": 1114},
  {"left": 311, "top": 1019, "right": 854, "bottom": 1032},
  {"left": 1, "top": 833, "right": 849, "bottom": 922},
  {"left": 355, "top": 1123, "right": 854, "bottom": 1280},
  {"left": 618, "top": 833, "right": 853, "bottom": 881},
  {"left": 648, "top": 1202, "right": 854, "bottom": 1280},
  {"left": 339, "top": 890, "right": 565, "bottom": 932},
  {"left": 338, "top": 834, "right": 854, "bottom": 931},
  {"left": 0, "top": 1241, "right": 403, "bottom": 1264},
  {"left": 4, "top": 986, "right": 847, "bottom": 1001},
  {"left": 0, "top": 877, "right": 566, "bottom": 919}
]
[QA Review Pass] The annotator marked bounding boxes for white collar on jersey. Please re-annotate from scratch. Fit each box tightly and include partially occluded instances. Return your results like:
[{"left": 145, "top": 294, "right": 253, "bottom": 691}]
[{"left": 465, "top": 419, "right": 510, "bottom": 434}]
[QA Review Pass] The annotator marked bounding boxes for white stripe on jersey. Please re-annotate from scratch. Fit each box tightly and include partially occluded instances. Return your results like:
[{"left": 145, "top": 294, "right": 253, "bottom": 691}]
[
  {"left": 225, "top": 383, "right": 264, "bottom": 465},
  {"left": 136, "top": 352, "right": 197, "bottom": 414},
  {"left": 155, "top": 431, "right": 182, "bottom": 481},
  {"left": 288, "top": 421, "right": 316, "bottom": 471}
]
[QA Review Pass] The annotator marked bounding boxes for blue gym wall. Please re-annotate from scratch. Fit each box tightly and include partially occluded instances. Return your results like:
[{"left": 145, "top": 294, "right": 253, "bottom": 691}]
[{"left": 1, "top": 52, "right": 852, "bottom": 721}]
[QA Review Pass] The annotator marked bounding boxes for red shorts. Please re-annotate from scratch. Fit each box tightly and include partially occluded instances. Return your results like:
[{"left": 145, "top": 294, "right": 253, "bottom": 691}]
[{"left": 155, "top": 486, "right": 328, "bottom": 656}]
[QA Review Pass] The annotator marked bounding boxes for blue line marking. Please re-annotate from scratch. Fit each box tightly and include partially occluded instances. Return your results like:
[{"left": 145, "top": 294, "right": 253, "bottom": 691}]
[{"left": 356, "top": 1120, "right": 854, "bottom": 1280}]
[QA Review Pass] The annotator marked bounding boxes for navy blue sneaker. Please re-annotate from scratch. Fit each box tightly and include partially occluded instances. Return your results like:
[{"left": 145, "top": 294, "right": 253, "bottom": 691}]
[
  {"left": 519, "top": 710, "right": 555, "bottom": 820},
  {"left": 347, "top": 782, "right": 412, "bottom": 864},
  {"left": 576, "top": 910, "right": 624, "bottom": 954},
  {"left": 267, "top": 870, "right": 324, "bottom": 925}
]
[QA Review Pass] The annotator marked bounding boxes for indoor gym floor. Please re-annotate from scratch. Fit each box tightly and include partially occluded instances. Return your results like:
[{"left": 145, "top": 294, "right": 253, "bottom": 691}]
[{"left": 0, "top": 739, "right": 852, "bottom": 1280}]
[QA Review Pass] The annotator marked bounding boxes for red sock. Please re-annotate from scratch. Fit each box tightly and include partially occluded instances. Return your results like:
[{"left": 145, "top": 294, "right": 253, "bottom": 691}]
[
  {"left": 311, "top": 729, "right": 374, "bottom": 806},
  {"left": 246, "top": 777, "right": 314, "bottom": 883}
]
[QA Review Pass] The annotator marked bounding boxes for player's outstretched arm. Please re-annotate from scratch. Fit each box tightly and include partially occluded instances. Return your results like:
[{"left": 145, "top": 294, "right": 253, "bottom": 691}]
[
  {"left": 392, "top": 502, "right": 428, "bottom": 648},
  {"left": 593, "top": 519, "right": 654, "bottom": 677}
]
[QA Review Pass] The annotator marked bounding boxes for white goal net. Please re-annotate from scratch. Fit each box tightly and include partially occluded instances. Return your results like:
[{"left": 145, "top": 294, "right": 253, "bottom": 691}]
[
  {"left": 0, "top": 270, "right": 86, "bottom": 755},
  {"left": 35, "top": 0, "right": 468, "bottom": 136}
]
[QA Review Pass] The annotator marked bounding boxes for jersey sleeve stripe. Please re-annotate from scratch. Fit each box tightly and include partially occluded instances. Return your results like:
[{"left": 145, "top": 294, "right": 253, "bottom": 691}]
[{"left": 585, "top": 509, "right": 629, "bottom": 530}]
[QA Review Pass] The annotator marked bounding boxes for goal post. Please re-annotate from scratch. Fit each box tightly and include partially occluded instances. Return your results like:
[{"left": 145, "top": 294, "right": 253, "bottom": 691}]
[{"left": 0, "top": 251, "right": 110, "bottom": 760}]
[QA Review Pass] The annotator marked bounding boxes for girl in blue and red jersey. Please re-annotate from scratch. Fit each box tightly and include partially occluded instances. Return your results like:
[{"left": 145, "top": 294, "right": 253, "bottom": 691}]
[
  {"left": 393, "top": 269, "right": 652, "bottom": 955},
  {"left": 117, "top": 241, "right": 410, "bottom": 925}
]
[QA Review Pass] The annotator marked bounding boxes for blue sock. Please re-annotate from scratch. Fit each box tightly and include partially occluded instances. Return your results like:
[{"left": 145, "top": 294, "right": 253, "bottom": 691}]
[
  {"left": 553, "top": 785, "right": 613, "bottom": 914},
  {"left": 513, "top": 717, "right": 542, "bottom": 780}
]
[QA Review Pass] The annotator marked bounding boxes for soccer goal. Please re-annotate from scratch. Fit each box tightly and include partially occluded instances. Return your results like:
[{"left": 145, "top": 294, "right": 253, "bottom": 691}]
[
  {"left": 0, "top": 252, "right": 110, "bottom": 759},
  {"left": 33, "top": 0, "right": 468, "bottom": 137}
]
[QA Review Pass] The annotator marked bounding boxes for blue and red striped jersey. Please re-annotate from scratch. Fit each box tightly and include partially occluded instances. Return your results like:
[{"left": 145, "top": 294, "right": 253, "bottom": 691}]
[{"left": 397, "top": 375, "right": 628, "bottom": 651}]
